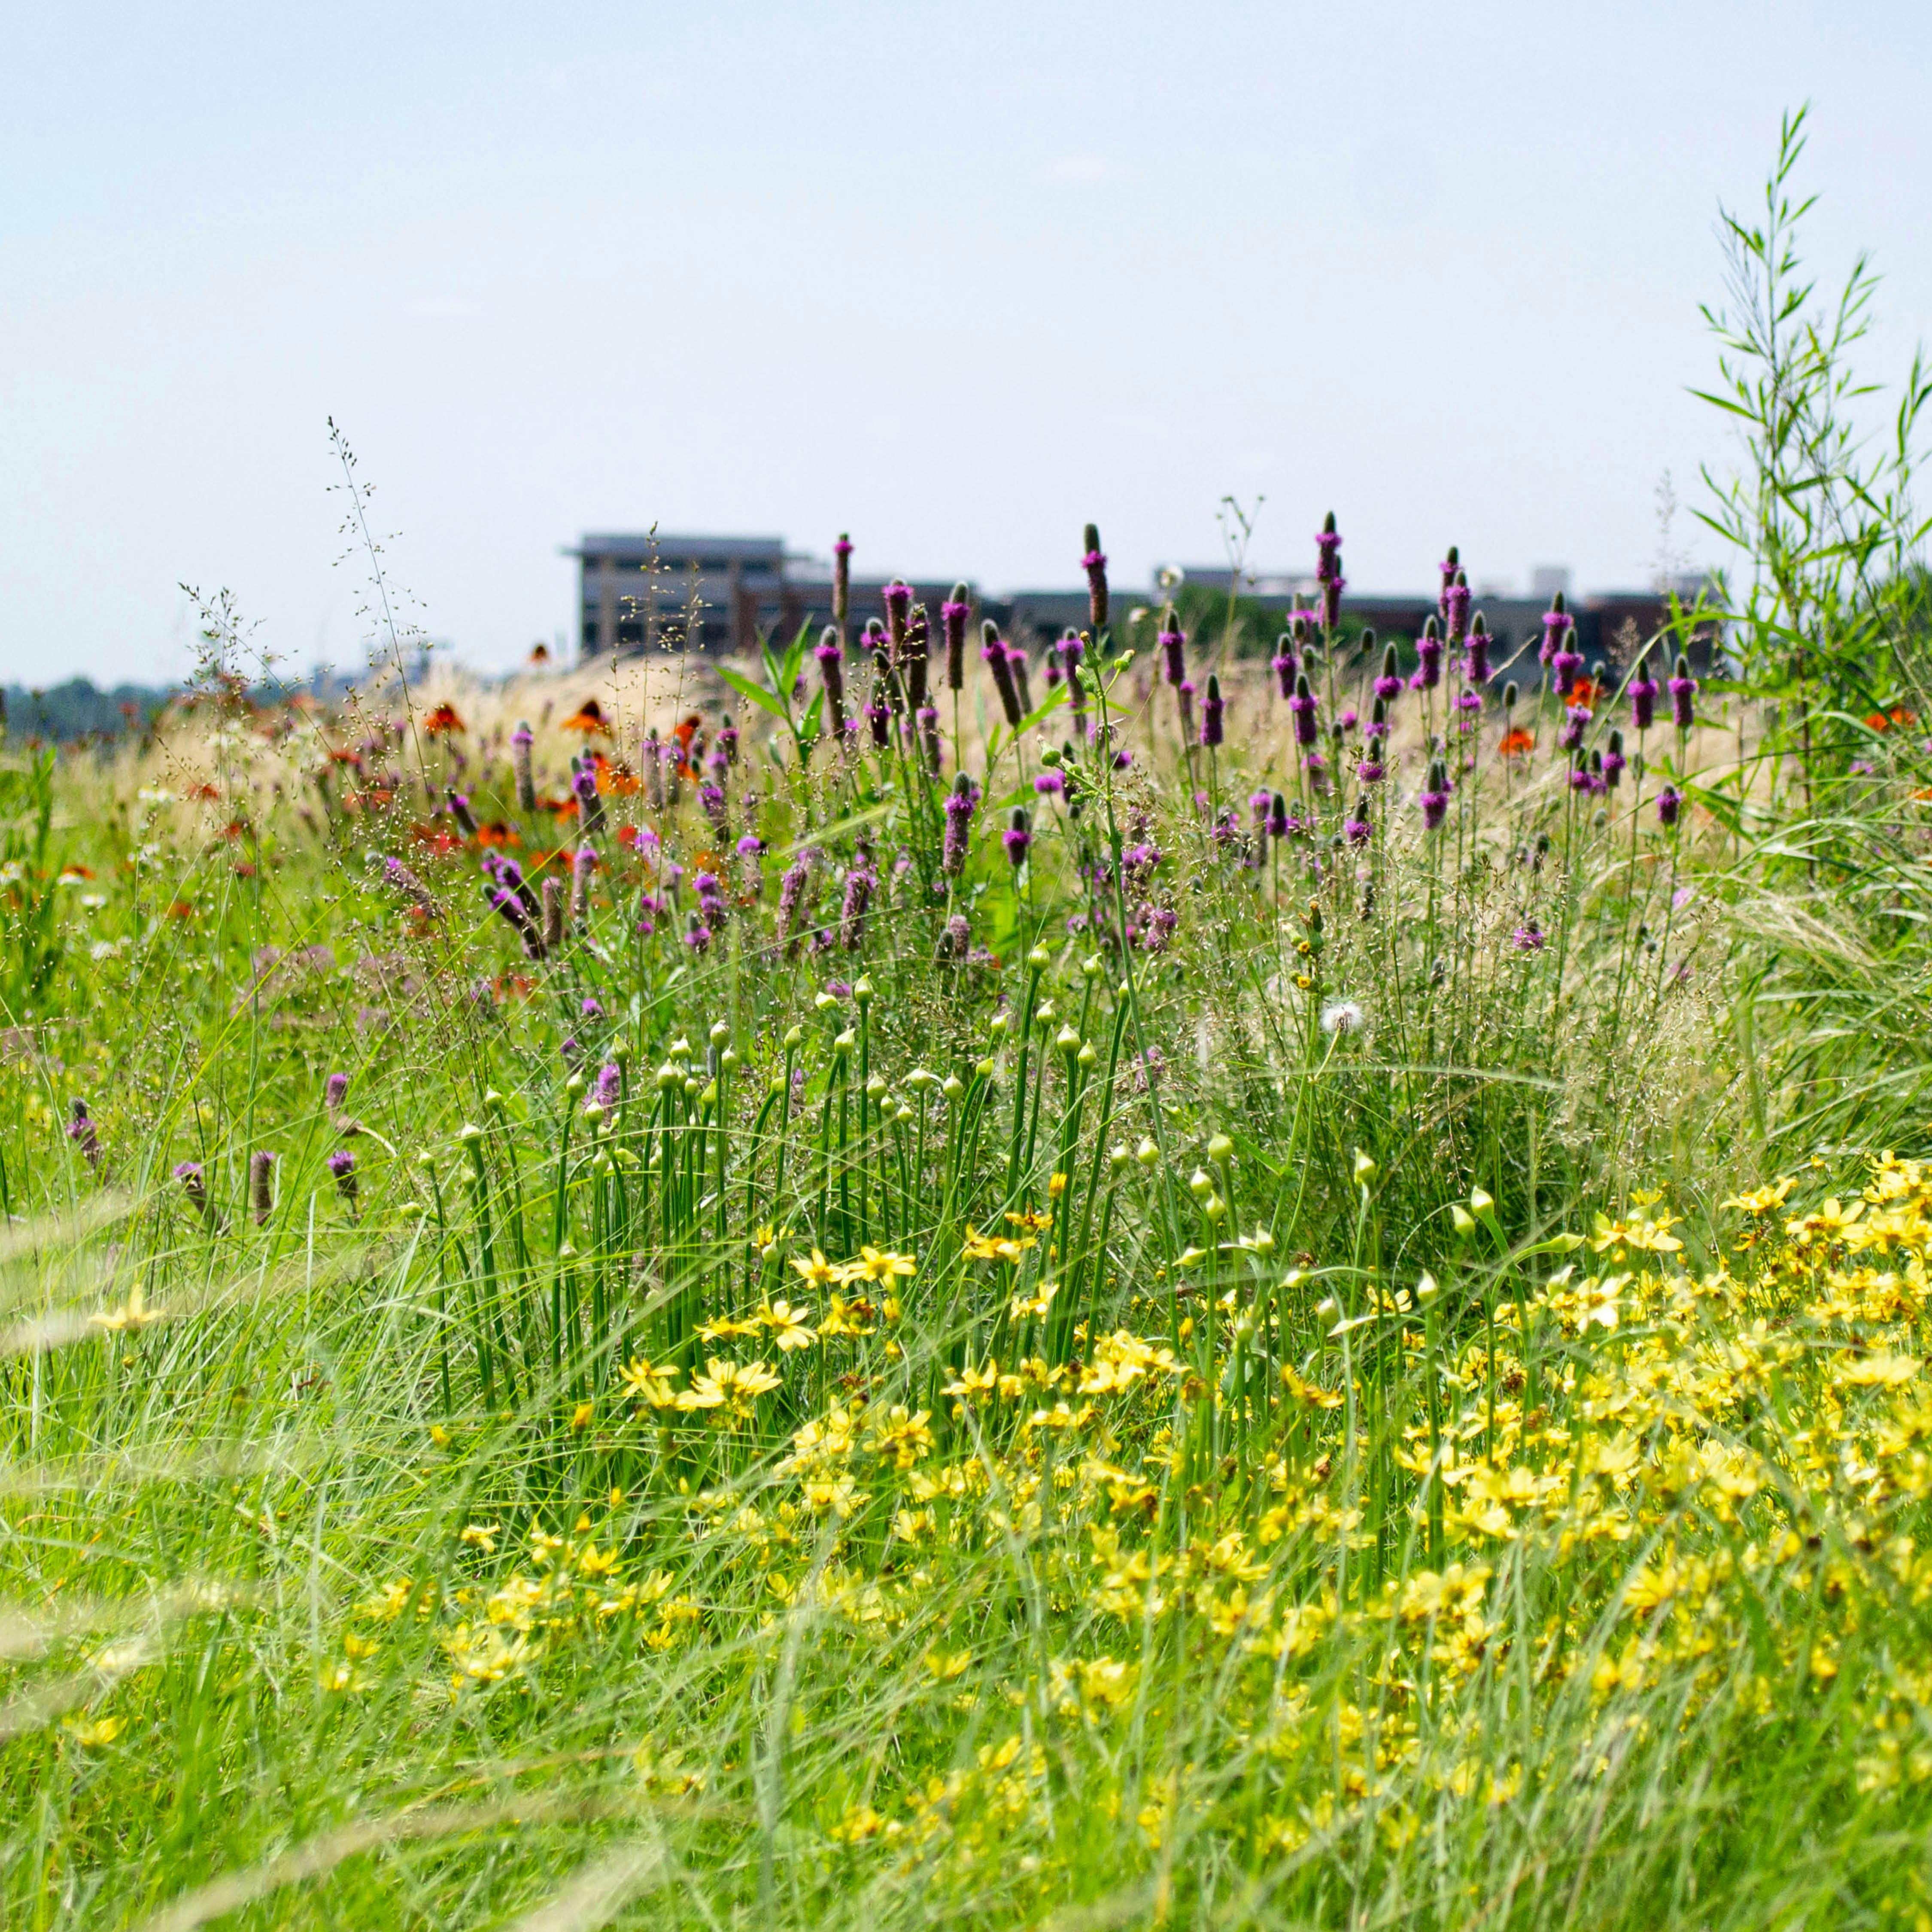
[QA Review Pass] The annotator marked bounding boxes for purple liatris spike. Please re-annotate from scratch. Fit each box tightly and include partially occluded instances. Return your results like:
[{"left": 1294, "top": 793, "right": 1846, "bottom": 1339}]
[
  {"left": 1465, "top": 612, "right": 1491, "bottom": 685},
  {"left": 1249, "top": 788, "right": 1272, "bottom": 832},
  {"left": 883, "top": 580, "right": 913, "bottom": 653},
  {"left": 942, "top": 772, "right": 975, "bottom": 875},
  {"left": 1437, "top": 544, "right": 1460, "bottom": 620},
  {"left": 1559, "top": 703, "right": 1591, "bottom": 751},
  {"left": 840, "top": 851, "right": 878, "bottom": 949},
  {"left": 699, "top": 781, "right": 728, "bottom": 829},
  {"left": 1628, "top": 655, "right": 1659, "bottom": 732},
  {"left": 981, "top": 622, "right": 1023, "bottom": 726},
  {"left": 249, "top": 1148, "right": 276, "bottom": 1225},
  {"left": 1603, "top": 729, "right": 1626, "bottom": 787},
  {"left": 1268, "top": 792, "right": 1290, "bottom": 839},
  {"left": 591, "top": 1061, "right": 621, "bottom": 1110},
  {"left": 1002, "top": 807, "right": 1032, "bottom": 868},
  {"left": 1271, "top": 638, "right": 1295, "bottom": 699},
  {"left": 1552, "top": 641, "right": 1584, "bottom": 696},
  {"left": 67, "top": 1099, "right": 100, "bottom": 1168},
  {"left": 1159, "top": 610, "right": 1186, "bottom": 687},
  {"left": 1668, "top": 653, "right": 1698, "bottom": 729},
  {"left": 943, "top": 911, "right": 970, "bottom": 957},
  {"left": 512, "top": 721, "right": 536, "bottom": 812},
  {"left": 446, "top": 788, "right": 478, "bottom": 839},
  {"left": 683, "top": 911, "right": 711, "bottom": 955},
  {"left": 1657, "top": 783, "right": 1682, "bottom": 827},
  {"left": 1177, "top": 678, "right": 1196, "bottom": 738},
  {"left": 866, "top": 685, "right": 890, "bottom": 747},
  {"left": 942, "top": 584, "right": 969, "bottom": 692},
  {"left": 1419, "top": 759, "right": 1451, "bottom": 830},
  {"left": 1288, "top": 672, "right": 1318, "bottom": 746},
  {"left": 1444, "top": 568, "right": 1471, "bottom": 644},
  {"left": 816, "top": 626, "right": 846, "bottom": 727},
  {"left": 904, "top": 605, "right": 930, "bottom": 708},
  {"left": 1081, "top": 523, "right": 1109, "bottom": 631},
  {"left": 832, "top": 533, "right": 852, "bottom": 625},
  {"left": 327, "top": 1148, "right": 358, "bottom": 1209},
  {"left": 1200, "top": 674, "right": 1225, "bottom": 747},
  {"left": 1006, "top": 642, "right": 1034, "bottom": 716},
  {"left": 1344, "top": 797, "right": 1371, "bottom": 845},
  {"left": 717, "top": 713, "right": 739, "bottom": 764},
  {"left": 325, "top": 1072, "right": 349, "bottom": 1110},
  {"left": 1539, "top": 591, "right": 1569, "bottom": 668},
  {"left": 695, "top": 871, "right": 728, "bottom": 929}
]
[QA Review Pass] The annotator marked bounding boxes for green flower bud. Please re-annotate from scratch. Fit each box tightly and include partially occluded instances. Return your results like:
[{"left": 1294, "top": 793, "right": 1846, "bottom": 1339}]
[
  {"left": 854, "top": 975, "right": 874, "bottom": 1006},
  {"left": 1202, "top": 1191, "right": 1227, "bottom": 1223},
  {"left": 457, "top": 1123, "right": 484, "bottom": 1144},
  {"left": 833, "top": 1029, "right": 856, "bottom": 1056},
  {"left": 1109, "top": 1143, "right": 1130, "bottom": 1173},
  {"left": 942, "top": 1074, "right": 966, "bottom": 1101},
  {"left": 1027, "top": 945, "right": 1051, "bottom": 970},
  {"left": 720, "top": 1047, "right": 739, "bottom": 1069},
  {"left": 1076, "top": 1040, "right": 1098, "bottom": 1067},
  {"left": 1353, "top": 1148, "right": 1377, "bottom": 1183},
  {"left": 1189, "top": 1167, "right": 1212, "bottom": 1200},
  {"left": 784, "top": 1024, "right": 805, "bottom": 1049},
  {"left": 975, "top": 1057, "right": 996, "bottom": 1079},
  {"left": 668, "top": 1036, "right": 691, "bottom": 1057},
  {"left": 1055, "top": 1024, "right": 1081, "bottom": 1056},
  {"left": 1207, "top": 1132, "right": 1234, "bottom": 1164},
  {"left": 709, "top": 1020, "right": 730, "bottom": 1046},
  {"left": 656, "top": 1062, "right": 681, "bottom": 1090},
  {"left": 1081, "top": 954, "right": 1102, "bottom": 978},
  {"left": 582, "top": 1102, "right": 606, "bottom": 1125},
  {"left": 866, "top": 1074, "right": 888, "bottom": 1101},
  {"left": 1450, "top": 1203, "right": 1477, "bottom": 1240},
  {"left": 1136, "top": 1138, "right": 1160, "bottom": 1167},
  {"left": 814, "top": 991, "right": 837, "bottom": 1011},
  {"left": 1416, "top": 1272, "right": 1440, "bottom": 1305},
  {"left": 483, "top": 1088, "right": 507, "bottom": 1114}
]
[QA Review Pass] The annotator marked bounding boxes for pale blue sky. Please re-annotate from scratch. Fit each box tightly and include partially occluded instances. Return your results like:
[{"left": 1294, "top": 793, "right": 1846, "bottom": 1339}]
[{"left": 3, "top": 2, "right": 1928, "bottom": 683}]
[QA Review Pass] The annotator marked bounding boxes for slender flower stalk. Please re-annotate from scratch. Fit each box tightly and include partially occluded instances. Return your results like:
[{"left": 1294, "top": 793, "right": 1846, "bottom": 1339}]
[
  {"left": 512, "top": 722, "right": 536, "bottom": 813},
  {"left": 1669, "top": 653, "right": 1698, "bottom": 731},
  {"left": 1315, "top": 511, "right": 1345, "bottom": 632},
  {"left": 943, "top": 772, "right": 976, "bottom": 875},
  {"left": 1200, "top": 674, "right": 1225, "bottom": 748},
  {"left": 1081, "top": 524, "right": 1109, "bottom": 632},
  {"left": 1629, "top": 653, "right": 1659, "bottom": 732},
  {"left": 942, "top": 583, "right": 970, "bottom": 693},
  {"left": 982, "top": 622, "right": 1023, "bottom": 727},
  {"left": 832, "top": 532, "right": 852, "bottom": 630},
  {"left": 816, "top": 626, "right": 847, "bottom": 737}
]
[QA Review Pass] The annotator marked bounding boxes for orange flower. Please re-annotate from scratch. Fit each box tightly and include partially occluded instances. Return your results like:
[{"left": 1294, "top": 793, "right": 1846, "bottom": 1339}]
[
  {"left": 561, "top": 699, "right": 611, "bottom": 735},
  {"left": 476, "top": 820, "right": 520, "bottom": 848},
  {"left": 599, "top": 763, "right": 641, "bottom": 796},
  {"left": 529, "top": 642, "right": 551, "bottom": 664},
  {"left": 1866, "top": 712, "right": 1891, "bottom": 732},
  {"left": 1498, "top": 727, "right": 1535, "bottom": 759},
  {"left": 1570, "top": 678, "right": 1601, "bottom": 709},
  {"left": 422, "top": 702, "right": 466, "bottom": 735}
]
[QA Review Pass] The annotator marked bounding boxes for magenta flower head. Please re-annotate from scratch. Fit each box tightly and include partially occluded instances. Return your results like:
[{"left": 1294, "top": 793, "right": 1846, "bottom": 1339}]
[
  {"left": 942, "top": 771, "right": 976, "bottom": 874},
  {"left": 860, "top": 615, "right": 888, "bottom": 672},
  {"left": 1539, "top": 590, "right": 1570, "bottom": 667},
  {"left": 980, "top": 621, "right": 1024, "bottom": 727},
  {"left": 442, "top": 787, "right": 474, "bottom": 837},
  {"left": 1465, "top": 611, "right": 1491, "bottom": 686},
  {"left": 1513, "top": 920, "right": 1546, "bottom": 952},
  {"left": 1289, "top": 672, "right": 1319, "bottom": 746},
  {"left": 1628, "top": 653, "right": 1659, "bottom": 733},
  {"left": 1006, "top": 641, "right": 1034, "bottom": 715},
  {"left": 1081, "top": 523, "right": 1109, "bottom": 631},
  {"left": 1271, "top": 633, "right": 1296, "bottom": 699},
  {"left": 249, "top": 1148, "right": 276, "bottom": 1225},
  {"left": 1416, "top": 615, "right": 1444, "bottom": 690},
  {"left": 840, "top": 849, "right": 878, "bottom": 950},
  {"left": 883, "top": 580, "right": 913, "bottom": 653},
  {"left": 1603, "top": 728, "right": 1627, "bottom": 787},
  {"left": 942, "top": 583, "right": 970, "bottom": 691},
  {"left": 832, "top": 532, "right": 853, "bottom": 625},
  {"left": 683, "top": 911, "right": 712, "bottom": 955},
  {"left": 572, "top": 760, "right": 605, "bottom": 837},
  {"left": 778, "top": 848, "right": 817, "bottom": 957},
  {"left": 1268, "top": 791, "right": 1290, "bottom": 839},
  {"left": 1444, "top": 567, "right": 1471, "bottom": 645},
  {"left": 512, "top": 721, "right": 537, "bottom": 813},
  {"left": 325, "top": 1071, "right": 349, "bottom": 1111},
  {"left": 1437, "top": 544, "right": 1460, "bottom": 620},
  {"left": 592, "top": 1061, "right": 622, "bottom": 1111},
  {"left": 1177, "top": 677, "right": 1196, "bottom": 738},
  {"left": 1035, "top": 769, "right": 1064, "bottom": 796},
  {"left": 1344, "top": 796, "right": 1371, "bottom": 845},
  {"left": 1002, "top": 806, "right": 1033, "bottom": 868},
  {"left": 717, "top": 713, "right": 740, "bottom": 765},
  {"left": 865, "top": 684, "right": 890, "bottom": 748},
  {"left": 1419, "top": 758, "right": 1452, "bottom": 830},
  {"left": 1364, "top": 694, "right": 1390, "bottom": 742},
  {"left": 1248, "top": 788, "right": 1272, "bottom": 835},
  {"left": 1059, "top": 629, "right": 1088, "bottom": 723},
  {"left": 1159, "top": 608, "right": 1186, "bottom": 687},
  {"left": 1668, "top": 653, "right": 1698, "bottom": 730},
  {"left": 1372, "top": 635, "right": 1402, "bottom": 702},
  {"left": 67, "top": 1099, "right": 100, "bottom": 1169},
  {"left": 1200, "top": 673, "right": 1225, "bottom": 748},
  {"left": 1559, "top": 702, "right": 1591, "bottom": 752},
  {"left": 327, "top": 1148, "right": 358, "bottom": 1210},
  {"left": 1657, "top": 783, "right": 1683, "bottom": 829},
  {"left": 815, "top": 622, "right": 846, "bottom": 716},
  {"left": 1314, "top": 511, "right": 1345, "bottom": 630}
]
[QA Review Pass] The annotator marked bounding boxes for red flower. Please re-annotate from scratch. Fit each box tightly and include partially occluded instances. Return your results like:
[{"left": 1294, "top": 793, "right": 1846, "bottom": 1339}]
[{"left": 422, "top": 702, "right": 466, "bottom": 735}]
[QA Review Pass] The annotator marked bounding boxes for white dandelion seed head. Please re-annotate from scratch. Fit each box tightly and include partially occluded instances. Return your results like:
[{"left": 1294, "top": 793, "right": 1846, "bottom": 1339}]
[{"left": 1320, "top": 998, "right": 1365, "bottom": 1036}]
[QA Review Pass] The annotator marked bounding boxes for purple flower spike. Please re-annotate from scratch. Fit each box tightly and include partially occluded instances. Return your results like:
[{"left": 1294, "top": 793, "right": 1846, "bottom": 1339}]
[
  {"left": 1419, "top": 759, "right": 1452, "bottom": 830},
  {"left": 1539, "top": 593, "right": 1570, "bottom": 668},
  {"left": 1081, "top": 524, "right": 1109, "bottom": 631},
  {"left": 1314, "top": 512, "right": 1345, "bottom": 630},
  {"left": 1628, "top": 657, "right": 1659, "bottom": 733},
  {"left": 1177, "top": 679, "right": 1196, "bottom": 739},
  {"left": 1513, "top": 921, "right": 1546, "bottom": 952},
  {"left": 1159, "top": 617, "right": 1186, "bottom": 687},
  {"left": 1668, "top": 654, "right": 1698, "bottom": 730},
  {"left": 67, "top": 1099, "right": 100, "bottom": 1168},
  {"left": 1002, "top": 807, "right": 1032, "bottom": 869},
  {"left": 840, "top": 850, "right": 878, "bottom": 950},
  {"left": 1552, "top": 644, "right": 1584, "bottom": 696},
  {"left": 832, "top": 533, "right": 853, "bottom": 624},
  {"left": 1559, "top": 703, "right": 1592, "bottom": 752},
  {"left": 1268, "top": 792, "right": 1290, "bottom": 839},
  {"left": 1603, "top": 729, "right": 1627, "bottom": 788},
  {"left": 1272, "top": 645, "right": 1296, "bottom": 699},
  {"left": 1444, "top": 570, "right": 1471, "bottom": 645},
  {"left": 1416, "top": 618, "right": 1444, "bottom": 690},
  {"left": 1288, "top": 673, "right": 1318, "bottom": 747},
  {"left": 1200, "top": 674, "right": 1225, "bottom": 748},
  {"left": 249, "top": 1148, "right": 276, "bottom": 1225},
  {"left": 325, "top": 1072, "right": 349, "bottom": 1110},
  {"left": 591, "top": 1062, "right": 621, "bottom": 1111},
  {"left": 511, "top": 721, "right": 536, "bottom": 813},
  {"left": 1034, "top": 769, "right": 1065, "bottom": 796},
  {"left": 683, "top": 914, "right": 712, "bottom": 955},
  {"left": 883, "top": 580, "right": 913, "bottom": 652},
  {"left": 1344, "top": 800, "right": 1371, "bottom": 845},
  {"left": 1371, "top": 638, "right": 1401, "bottom": 702},
  {"left": 980, "top": 622, "right": 1024, "bottom": 728},
  {"left": 1465, "top": 614, "right": 1491, "bottom": 686},
  {"left": 1437, "top": 545, "right": 1460, "bottom": 620},
  {"left": 1657, "top": 784, "right": 1683, "bottom": 828},
  {"left": 942, "top": 584, "right": 970, "bottom": 692},
  {"left": 327, "top": 1148, "right": 358, "bottom": 1209},
  {"left": 1005, "top": 642, "right": 1034, "bottom": 714},
  {"left": 942, "top": 773, "right": 976, "bottom": 875}
]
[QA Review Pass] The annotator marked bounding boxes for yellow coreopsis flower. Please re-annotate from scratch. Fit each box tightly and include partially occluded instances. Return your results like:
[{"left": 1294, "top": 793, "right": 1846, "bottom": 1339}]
[
  {"left": 841, "top": 1245, "right": 917, "bottom": 1287},
  {"left": 759, "top": 1300, "right": 817, "bottom": 1352},
  {"left": 790, "top": 1248, "right": 840, "bottom": 1290},
  {"left": 963, "top": 1225, "right": 1034, "bottom": 1264},
  {"left": 90, "top": 1285, "right": 165, "bottom": 1333},
  {"left": 618, "top": 1358, "right": 680, "bottom": 1407}
]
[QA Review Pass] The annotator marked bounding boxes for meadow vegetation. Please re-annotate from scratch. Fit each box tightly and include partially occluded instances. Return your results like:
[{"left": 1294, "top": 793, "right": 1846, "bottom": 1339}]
[{"left": 5, "top": 114, "right": 1932, "bottom": 1929}]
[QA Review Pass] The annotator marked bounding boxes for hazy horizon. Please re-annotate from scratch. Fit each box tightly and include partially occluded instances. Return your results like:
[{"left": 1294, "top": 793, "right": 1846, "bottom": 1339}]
[{"left": 4, "top": 2, "right": 1928, "bottom": 686}]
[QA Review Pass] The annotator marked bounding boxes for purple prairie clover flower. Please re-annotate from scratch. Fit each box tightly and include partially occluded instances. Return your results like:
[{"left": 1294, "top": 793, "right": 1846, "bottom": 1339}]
[
  {"left": 816, "top": 627, "right": 847, "bottom": 730},
  {"left": 735, "top": 831, "right": 765, "bottom": 894},
  {"left": 1437, "top": 545, "right": 1460, "bottom": 620},
  {"left": 717, "top": 714, "right": 739, "bottom": 765},
  {"left": 918, "top": 702, "right": 943, "bottom": 767},
  {"left": 1365, "top": 696, "right": 1390, "bottom": 741},
  {"left": 1372, "top": 638, "right": 1402, "bottom": 702},
  {"left": 942, "top": 772, "right": 976, "bottom": 874},
  {"left": 1176, "top": 678, "right": 1196, "bottom": 738},
  {"left": 571, "top": 840, "right": 598, "bottom": 923},
  {"left": 1569, "top": 761, "right": 1595, "bottom": 793},
  {"left": 883, "top": 580, "right": 913, "bottom": 653},
  {"left": 1034, "top": 769, "right": 1065, "bottom": 797},
  {"left": 1513, "top": 920, "right": 1546, "bottom": 951},
  {"left": 1559, "top": 703, "right": 1592, "bottom": 751},
  {"left": 1272, "top": 638, "right": 1296, "bottom": 699},
  {"left": 942, "top": 584, "right": 970, "bottom": 691},
  {"left": 1200, "top": 674, "right": 1225, "bottom": 747},
  {"left": 858, "top": 616, "right": 887, "bottom": 672},
  {"left": 580, "top": 994, "right": 602, "bottom": 1021},
  {"left": 1444, "top": 569, "right": 1471, "bottom": 644},
  {"left": 511, "top": 721, "right": 536, "bottom": 812},
  {"left": 1002, "top": 807, "right": 1033, "bottom": 869},
  {"left": 778, "top": 850, "right": 816, "bottom": 957},
  {"left": 1141, "top": 907, "right": 1179, "bottom": 953},
  {"left": 1415, "top": 617, "right": 1445, "bottom": 690},
  {"left": 1122, "top": 841, "right": 1162, "bottom": 891},
  {"left": 1005, "top": 642, "right": 1034, "bottom": 715},
  {"left": 1356, "top": 755, "right": 1385, "bottom": 784},
  {"left": 1314, "top": 512, "right": 1345, "bottom": 629},
  {"left": 942, "top": 911, "right": 971, "bottom": 958},
  {"left": 980, "top": 622, "right": 1024, "bottom": 727},
  {"left": 249, "top": 1148, "right": 276, "bottom": 1225},
  {"left": 903, "top": 605, "right": 930, "bottom": 708},
  {"left": 1044, "top": 659, "right": 1063, "bottom": 690},
  {"left": 866, "top": 687, "right": 890, "bottom": 748},
  {"left": 839, "top": 857, "right": 877, "bottom": 951},
  {"left": 1539, "top": 592, "right": 1570, "bottom": 668},
  {"left": 1603, "top": 729, "right": 1627, "bottom": 787},
  {"left": 571, "top": 759, "right": 603, "bottom": 835},
  {"left": 1552, "top": 641, "right": 1585, "bottom": 696},
  {"left": 1249, "top": 787, "right": 1273, "bottom": 828},
  {"left": 1454, "top": 688, "right": 1484, "bottom": 720},
  {"left": 67, "top": 1099, "right": 100, "bottom": 1168},
  {"left": 1465, "top": 613, "right": 1492, "bottom": 686},
  {"left": 1339, "top": 708, "right": 1359, "bottom": 732},
  {"left": 1668, "top": 654, "right": 1698, "bottom": 730},
  {"left": 1657, "top": 784, "right": 1683, "bottom": 828},
  {"left": 1419, "top": 759, "right": 1452, "bottom": 830},
  {"left": 1344, "top": 797, "right": 1372, "bottom": 845},
  {"left": 694, "top": 871, "right": 728, "bottom": 930},
  {"left": 1081, "top": 523, "right": 1109, "bottom": 630},
  {"left": 1288, "top": 672, "right": 1319, "bottom": 745},
  {"left": 325, "top": 1072, "right": 350, "bottom": 1111},
  {"left": 1268, "top": 793, "right": 1291, "bottom": 839},
  {"left": 1628, "top": 656, "right": 1659, "bottom": 733},
  {"left": 1112, "top": 747, "right": 1133, "bottom": 770},
  {"left": 488, "top": 881, "right": 541, "bottom": 955},
  {"left": 1159, "top": 614, "right": 1186, "bottom": 687},
  {"left": 832, "top": 532, "right": 852, "bottom": 624},
  {"left": 1059, "top": 630, "right": 1087, "bottom": 723},
  {"left": 445, "top": 788, "right": 479, "bottom": 839},
  {"left": 591, "top": 1061, "right": 622, "bottom": 1110},
  {"left": 327, "top": 1148, "right": 358, "bottom": 1210},
  {"left": 683, "top": 913, "right": 712, "bottom": 955}
]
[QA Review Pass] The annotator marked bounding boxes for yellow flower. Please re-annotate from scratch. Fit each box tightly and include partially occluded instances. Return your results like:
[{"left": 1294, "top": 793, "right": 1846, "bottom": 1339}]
[
  {"left": 841, "top": 1245, "right": 917, "bottom": 1287},
  {"left": 697, "top": 1314, "right": 762, "bottom": 1341},
  {"left": 459, "top": 1523, "right": 501, "bottom": 1552},
  {"left": 1721, "top": 1177, "right": 1796, "bottom": 1215},
  {"left": 816, "top": 1294, "right": 873, "bottom": 1338},
  {"left": 618, "top": 1358, "right": 680, "bottom": 1407},
  {"left": 963, "top": 1225, "right": 1034, "bottom": 1264},
  {"left": 750, "top": 1222, "right": 787, "bottom": 1261},
  {"left": 759, "top": 1300, "right": 817, "bottom": 1352},
  {"left": 571, "top": 1402, "right": 595, "bottom": 1431},
  {"left": 678, "top": 1358, "right": 781, "bottom": 1422},
  {"left": 1048, "top": 1171, "right": 1069, "bottom": 1199},
  {"left": 64, "top": 1714, "right": 124, "bottom": 1747},
  {"left": 1006, "top": 1209, "right": 1053, "bottom": 1232},
  {"left": 790, "top": 1248, "right": 839, "bottom": 1290},
  {"left": 943, "top": 1361, "right": 999, "bottom": 1400},
  {"left": 90, "top": 1285, "right": 165, "bottom": 1333},
  {"left": 1836, "top": 1353, "right": 1921, "bottom": 1388}
]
